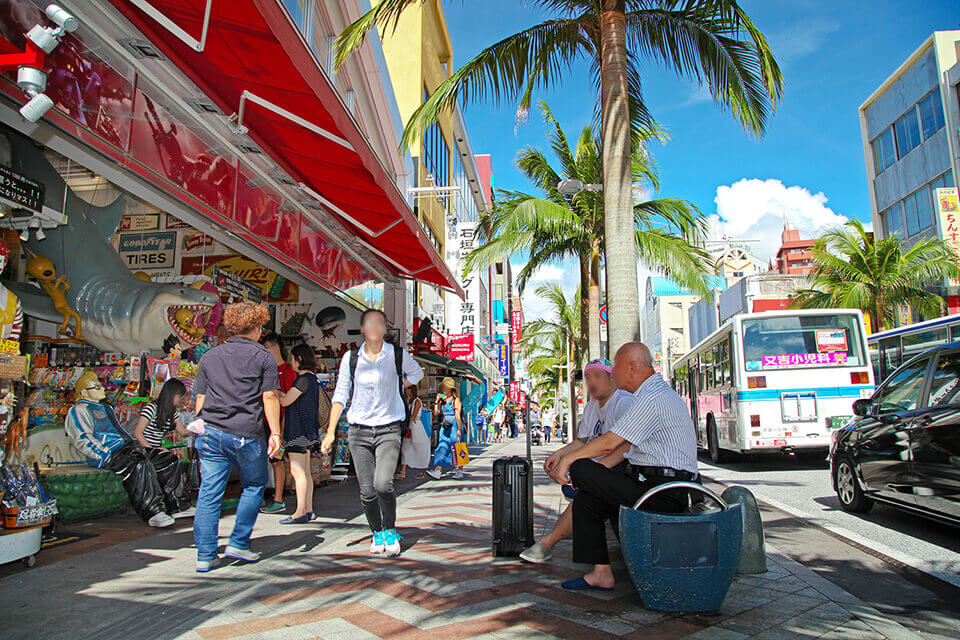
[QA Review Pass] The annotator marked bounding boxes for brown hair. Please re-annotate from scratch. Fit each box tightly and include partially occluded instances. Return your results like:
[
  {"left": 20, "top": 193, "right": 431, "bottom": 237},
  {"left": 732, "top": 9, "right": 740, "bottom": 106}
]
[{"left": 222, "top": 301, "right": 269, "bottom": 337}]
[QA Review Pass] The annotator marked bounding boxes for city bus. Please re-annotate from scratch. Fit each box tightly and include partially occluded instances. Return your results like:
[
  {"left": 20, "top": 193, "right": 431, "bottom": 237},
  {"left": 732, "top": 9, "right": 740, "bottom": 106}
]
[
  {"left": 867, "top": 312, "right": 960, "bottom": 384},
  {"left": 671, "top": 309, "right": 874, "bottom": 462}
]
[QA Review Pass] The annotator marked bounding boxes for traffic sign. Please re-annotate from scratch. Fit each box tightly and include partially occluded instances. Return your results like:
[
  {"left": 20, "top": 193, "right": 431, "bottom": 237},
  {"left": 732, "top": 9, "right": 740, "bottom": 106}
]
[{"left": 599, "top": 305, "right": 608, "bottom": 324}]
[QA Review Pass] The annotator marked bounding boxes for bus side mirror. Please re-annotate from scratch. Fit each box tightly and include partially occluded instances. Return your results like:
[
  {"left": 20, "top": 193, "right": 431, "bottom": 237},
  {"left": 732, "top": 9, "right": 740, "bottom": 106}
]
[{"left": 852, "top": 399, "right": 872, "bottom": 417}]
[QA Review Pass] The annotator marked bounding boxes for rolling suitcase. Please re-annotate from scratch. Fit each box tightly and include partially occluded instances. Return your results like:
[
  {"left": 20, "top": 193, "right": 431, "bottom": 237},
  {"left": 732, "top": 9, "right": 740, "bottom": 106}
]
[{"left": 492, "top": 456, "right": 534, "bottom": 556}]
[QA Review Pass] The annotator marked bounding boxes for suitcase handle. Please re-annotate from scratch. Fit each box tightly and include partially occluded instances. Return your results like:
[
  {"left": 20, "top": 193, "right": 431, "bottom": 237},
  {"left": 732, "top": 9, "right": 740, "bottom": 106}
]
[{"left": 632, "top": 481, "right": 728, "bottom": 511}]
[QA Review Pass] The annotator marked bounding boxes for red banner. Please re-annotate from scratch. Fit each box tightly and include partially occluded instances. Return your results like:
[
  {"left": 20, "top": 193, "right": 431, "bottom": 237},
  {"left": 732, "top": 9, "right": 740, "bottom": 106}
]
[
  {"left": 447, "top": 334, "right": 475, "bottom": 361},
  {"left": 510, "top": 381, "right": 522, "bottom": 403},
  {"left": 511, "top": 309, "right": 522, "bottom": 350}
]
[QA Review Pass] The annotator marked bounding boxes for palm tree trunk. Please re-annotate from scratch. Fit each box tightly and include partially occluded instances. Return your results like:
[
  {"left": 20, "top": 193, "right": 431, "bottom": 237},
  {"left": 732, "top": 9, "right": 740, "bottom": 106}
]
[
  {"left": 568, "top": 333, "right": 578, "bottom": 437},
  {"left": 599, "top": 0, "right": 639, "bottom": 353},
  {"left": 579, "top": 254, "right": 591, "bottom": 362},
  {"left": 588, "top": 250, "right": 602, "bottom": 360}
]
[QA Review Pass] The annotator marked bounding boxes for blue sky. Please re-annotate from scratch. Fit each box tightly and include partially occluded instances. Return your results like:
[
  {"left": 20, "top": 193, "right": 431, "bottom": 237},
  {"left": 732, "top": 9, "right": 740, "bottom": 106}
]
[{"left": 443, "top": 0, "right": 960, "bottom": 318}]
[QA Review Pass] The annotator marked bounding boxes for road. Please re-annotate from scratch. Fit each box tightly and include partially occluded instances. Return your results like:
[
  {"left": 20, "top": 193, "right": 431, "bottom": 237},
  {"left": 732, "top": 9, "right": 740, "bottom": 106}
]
[{"left": 700, "top": 453, "right": 960, "bottom": 640}]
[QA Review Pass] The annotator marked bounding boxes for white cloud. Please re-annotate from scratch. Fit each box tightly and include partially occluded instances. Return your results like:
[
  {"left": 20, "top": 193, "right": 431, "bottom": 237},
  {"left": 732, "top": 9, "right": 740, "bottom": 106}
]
[
  {"left": 510, "top": 258, "right": 580, "bottom": 321},
  {"left": 770, "top": 19, "right": 839, "bottom": 63},
  {"left": 707, "top": 178, "right": 848, "bottom": 262}
]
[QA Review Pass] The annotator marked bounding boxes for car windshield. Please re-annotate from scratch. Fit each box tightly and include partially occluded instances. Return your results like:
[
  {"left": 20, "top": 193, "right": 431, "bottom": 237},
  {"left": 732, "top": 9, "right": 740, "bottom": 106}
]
[{"left": 743, "top": 313, "right": 867, "bottom": 370}]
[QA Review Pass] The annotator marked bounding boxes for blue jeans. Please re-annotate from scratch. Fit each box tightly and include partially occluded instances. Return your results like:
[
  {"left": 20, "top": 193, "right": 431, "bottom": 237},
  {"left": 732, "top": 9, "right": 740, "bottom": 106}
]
[{"left": 193, "top": 426, "right": 268, "bottom": 561}]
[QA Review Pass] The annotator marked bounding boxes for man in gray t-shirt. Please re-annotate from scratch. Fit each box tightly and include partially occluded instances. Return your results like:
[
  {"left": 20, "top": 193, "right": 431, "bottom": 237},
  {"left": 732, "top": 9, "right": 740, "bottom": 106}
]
[{"left": 519, "top": 358, "right": 632, "bottom": 565}]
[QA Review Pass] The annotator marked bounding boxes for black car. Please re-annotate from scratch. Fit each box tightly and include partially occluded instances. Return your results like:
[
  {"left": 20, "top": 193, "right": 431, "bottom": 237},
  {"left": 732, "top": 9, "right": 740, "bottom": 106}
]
[{"left": 830, "top": 341, "right": 960, "bottom": 526}]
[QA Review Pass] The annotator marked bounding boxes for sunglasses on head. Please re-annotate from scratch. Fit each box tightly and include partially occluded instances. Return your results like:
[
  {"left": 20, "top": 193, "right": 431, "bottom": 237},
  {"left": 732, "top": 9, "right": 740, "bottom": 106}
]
[{"left": 587, "top": 359, "right": 612, "bottom": 366}]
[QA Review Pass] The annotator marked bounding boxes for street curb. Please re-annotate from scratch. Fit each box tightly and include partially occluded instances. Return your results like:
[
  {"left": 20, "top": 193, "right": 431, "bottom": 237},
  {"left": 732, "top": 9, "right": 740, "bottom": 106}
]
[
  {"left": 742, "top": 491, "right": 960, "bottom": 591},
  {"left": 766, "top": 544, "right": 925, "bottom": 640}
]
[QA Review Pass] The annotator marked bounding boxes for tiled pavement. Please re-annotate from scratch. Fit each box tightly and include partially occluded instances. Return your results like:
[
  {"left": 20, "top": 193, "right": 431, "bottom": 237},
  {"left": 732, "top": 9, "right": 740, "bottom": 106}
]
[{"left": 0, "top": 438, "right": 926, "bottom": 640}]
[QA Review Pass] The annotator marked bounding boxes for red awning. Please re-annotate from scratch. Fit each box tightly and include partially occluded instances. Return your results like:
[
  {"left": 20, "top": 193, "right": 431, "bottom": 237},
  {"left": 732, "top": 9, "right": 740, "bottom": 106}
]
[{"left": 110, "top": 0, "right": 460, "bottom": 295}]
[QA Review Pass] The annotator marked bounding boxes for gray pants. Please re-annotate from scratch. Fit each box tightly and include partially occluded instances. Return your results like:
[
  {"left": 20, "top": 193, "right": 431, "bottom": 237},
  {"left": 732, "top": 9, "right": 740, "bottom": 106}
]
[{"left": 348, "top": 421, "right": 403, "bottom": 532}]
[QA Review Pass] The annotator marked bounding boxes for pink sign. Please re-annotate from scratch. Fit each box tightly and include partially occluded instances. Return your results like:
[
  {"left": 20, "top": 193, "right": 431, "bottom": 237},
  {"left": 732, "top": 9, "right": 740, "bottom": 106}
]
[
  {"left": 761, "top": 352, "right": 847, "bottom": 368},
  {"left": 447, "top": 334, "right": 475, "bottom": 361}
]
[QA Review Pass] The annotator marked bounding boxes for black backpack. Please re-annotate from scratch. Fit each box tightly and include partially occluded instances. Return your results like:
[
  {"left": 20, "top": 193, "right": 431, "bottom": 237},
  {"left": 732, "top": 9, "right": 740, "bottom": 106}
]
[{"left": 348, "top": 344, "right": 411, "bottom": 432}]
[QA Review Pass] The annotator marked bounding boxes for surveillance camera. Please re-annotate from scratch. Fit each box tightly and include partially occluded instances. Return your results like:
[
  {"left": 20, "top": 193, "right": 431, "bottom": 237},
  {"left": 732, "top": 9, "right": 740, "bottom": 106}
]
[
  {"left": 19, "top": 92, "right": 54, "bottom": 123},
  {"left": 45, "top": 5, "right": 78, "bottom": 33},
  {"left": 25, "top": 24, "right": 58, "bottom": 54}
]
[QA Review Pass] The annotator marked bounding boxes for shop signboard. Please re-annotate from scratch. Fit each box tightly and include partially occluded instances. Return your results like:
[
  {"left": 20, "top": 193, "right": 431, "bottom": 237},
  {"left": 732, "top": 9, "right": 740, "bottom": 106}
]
[
  {"left": 181, "top": 231, "right": 223, "bottom": 256},
  {"left": 509, "top": 381, "right": 521, "bottom": 403},
  {"left": 212, "top": 265, "right": 262, "bottom": 302},
  {"left": 165, "top": 213, "right": 191, "bottom": 229},
  {"left": 511, "top": 309, "right": 522, "bottom": 349},
  {"left": 497, "top": 344, "right": 510, "bottom": 378},
  {"left": 118, "top": 214, "right": 161, "bottom": 232},
  {"left": 445, "top": 222, "right": 481, "bottom": 338},
  {"left": 117, "top": 231, "right": 177, "bottom": 270},
  {"left": 447, "top": 334, "right": 475, "bottom": 361},
  {"left": 181, "top": 254, "right": 299, "bottom": 303},
  {"left": 0, "top": 164, "right": 44, "bottom": 213},
  {"left": 937, "top": 187, "right": 960, "bottom": 285}
]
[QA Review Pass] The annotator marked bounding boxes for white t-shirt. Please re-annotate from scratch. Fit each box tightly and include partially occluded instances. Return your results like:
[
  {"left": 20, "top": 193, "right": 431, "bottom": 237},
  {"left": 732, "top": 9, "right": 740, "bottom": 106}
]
[{"left": 578, "top": 390, "right": 634, "bottom": 443}]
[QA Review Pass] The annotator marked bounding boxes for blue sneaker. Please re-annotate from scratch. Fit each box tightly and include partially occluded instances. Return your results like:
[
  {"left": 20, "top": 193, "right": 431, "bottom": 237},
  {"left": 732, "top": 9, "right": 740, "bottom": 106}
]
[
  {"left": 370, "top": 530, "right": 386, "bottom": 554},
  {"left": 383, "top": 528, "right": 402, "bottom": 557},
  {"left": 561, "top": 484, "right": 579, "bottom": 502}
]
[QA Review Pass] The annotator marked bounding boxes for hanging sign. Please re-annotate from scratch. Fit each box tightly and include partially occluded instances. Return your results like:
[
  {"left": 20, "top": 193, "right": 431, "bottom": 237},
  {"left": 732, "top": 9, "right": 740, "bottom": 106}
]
[
  {"left": 212, "top": 265, "right": 262, "bottom": 302},
  {"left": 497, "top": 344, "right": 510, "bottom": 378},
  {"left": 937, "top": 187, "right": 960, "bottom": 286},
  {"left": 511, "top": 309, "right": 523, "bottom": 349},
  {"left": 0, "top": 164, "right": 44, "bottom": 213}
]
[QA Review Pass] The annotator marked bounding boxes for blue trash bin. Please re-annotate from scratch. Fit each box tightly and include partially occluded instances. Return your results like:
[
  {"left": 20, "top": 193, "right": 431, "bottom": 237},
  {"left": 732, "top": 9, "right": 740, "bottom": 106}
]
[{"left": 619, "top": 482, "right": 742, "bottom": 613}]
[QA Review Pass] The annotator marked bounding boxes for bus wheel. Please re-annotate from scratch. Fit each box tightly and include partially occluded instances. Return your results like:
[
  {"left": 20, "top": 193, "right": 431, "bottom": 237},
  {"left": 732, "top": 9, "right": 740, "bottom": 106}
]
[{"left": 707, "top": 417, "right": 726, "bottom": 463}]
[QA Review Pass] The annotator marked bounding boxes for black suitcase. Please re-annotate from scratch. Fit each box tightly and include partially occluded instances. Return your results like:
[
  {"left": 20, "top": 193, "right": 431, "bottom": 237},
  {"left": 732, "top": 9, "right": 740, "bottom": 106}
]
[{"left": 492, "top": 455, "right": 534, "bottom": 556}]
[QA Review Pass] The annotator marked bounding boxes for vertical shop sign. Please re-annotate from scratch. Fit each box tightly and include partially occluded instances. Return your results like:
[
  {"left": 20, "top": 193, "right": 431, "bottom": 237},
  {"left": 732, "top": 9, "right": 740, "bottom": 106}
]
[
  {"left": 497, "top": 344, "right": 510, "bottom": 378},
  {"left": 446, "top": 222, "right": 481, "bottom": 341},
  {"left": 937, "top": 187, "right": 960, "bottom": 286},
  {"left": 511, "top": 309, "right": 522, "bottom": 349}
]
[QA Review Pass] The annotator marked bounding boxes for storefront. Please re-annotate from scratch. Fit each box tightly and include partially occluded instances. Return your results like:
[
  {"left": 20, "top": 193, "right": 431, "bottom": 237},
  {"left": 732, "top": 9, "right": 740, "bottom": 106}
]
[{"left": 0, "top": 0, "right": 460, "bottom": 548}]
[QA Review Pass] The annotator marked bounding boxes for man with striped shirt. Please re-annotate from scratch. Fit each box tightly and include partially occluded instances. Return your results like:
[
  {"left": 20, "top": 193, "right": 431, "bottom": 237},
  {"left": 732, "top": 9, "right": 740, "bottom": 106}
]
[{"left": 554, "top": 342, "right": 699, "bottom": 591}]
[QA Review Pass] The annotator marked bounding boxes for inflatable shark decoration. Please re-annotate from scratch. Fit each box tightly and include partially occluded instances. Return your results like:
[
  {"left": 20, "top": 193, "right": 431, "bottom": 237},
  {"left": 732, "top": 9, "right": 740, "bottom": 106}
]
[{"left": 2, "top": 127, "right": 217, "bottom": 353}]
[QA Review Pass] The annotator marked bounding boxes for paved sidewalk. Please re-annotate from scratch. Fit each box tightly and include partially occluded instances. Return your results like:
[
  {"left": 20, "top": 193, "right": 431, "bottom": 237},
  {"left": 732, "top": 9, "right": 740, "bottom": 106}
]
[{"left": 0, "top": 438, "right": 925, "bottom": 639}]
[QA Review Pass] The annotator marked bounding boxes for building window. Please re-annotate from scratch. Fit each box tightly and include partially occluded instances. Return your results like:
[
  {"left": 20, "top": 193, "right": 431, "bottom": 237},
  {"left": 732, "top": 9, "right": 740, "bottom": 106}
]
[
  {"left": 883, "top": 201, "right": 905, "bottom": 238},
  {"left": 422, "top": 90, "right": 449, "bottom": 187},
  {"left": 872, "top": 127, "right": 896, "bottom": 175},
  {"left": 894, "top": 107, "right": 922, "bottom": 158},
  {"left": 917, "top": 90, "right": 945, "bottom": 139},
  {"left": 904, "top": 190, "right": 920, "bottom": 236}
]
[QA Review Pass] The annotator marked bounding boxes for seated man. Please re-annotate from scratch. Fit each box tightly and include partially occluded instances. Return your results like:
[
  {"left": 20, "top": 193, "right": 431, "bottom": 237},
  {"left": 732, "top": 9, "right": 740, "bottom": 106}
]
[
  {"left": 65, "top": 372, "right": 190, "bottom": 527},
  {"left": 520, "top": 358, "right": 634, "bottom": 564},
  {"left": 554, "top": 343, "right": 699, "bottom": 591}
]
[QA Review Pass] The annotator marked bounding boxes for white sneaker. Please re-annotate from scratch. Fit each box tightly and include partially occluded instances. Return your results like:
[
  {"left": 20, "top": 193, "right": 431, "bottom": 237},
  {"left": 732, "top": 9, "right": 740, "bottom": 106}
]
[
  {"left": 425, "top": 469, "right": 442, "bottom": 480},
  {"left": 195, "top": 557, "right": 222, "bottom": 573},
  {"left": 224, "top": 546, "right": 261, "bottom": 563},
  {"left": 148, "top": 512, "right": 175, "bottom": 527},
  {"left": 454, "top": 469, "right": 464, "bottom": 479},
  {"left": 370, "top": 530, "right": 386, "bottom": 554},
  {"left": 383, "top": 529, "right": 402, "bottom": 557},
  {"left": 172, "top": 507, "right": 195, "bottom": 519}
]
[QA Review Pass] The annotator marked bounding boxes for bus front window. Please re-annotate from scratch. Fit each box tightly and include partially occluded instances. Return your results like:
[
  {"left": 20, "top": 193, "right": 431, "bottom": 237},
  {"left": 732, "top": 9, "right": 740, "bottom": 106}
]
[{"left": 742, "top": 314, "right": 867, "bottom": 370}]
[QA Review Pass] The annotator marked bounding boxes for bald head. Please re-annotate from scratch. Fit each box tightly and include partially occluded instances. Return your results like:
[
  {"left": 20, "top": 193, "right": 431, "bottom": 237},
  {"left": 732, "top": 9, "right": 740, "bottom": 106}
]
[{"left": 612, "top": 341, "right": 656, "bottom": 392}]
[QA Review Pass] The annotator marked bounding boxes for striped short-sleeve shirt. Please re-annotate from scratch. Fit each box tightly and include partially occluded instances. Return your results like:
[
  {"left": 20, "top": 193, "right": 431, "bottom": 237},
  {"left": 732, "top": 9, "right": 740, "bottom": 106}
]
[
  {"left": 138, "top": 402, "right": 180, "bottom": 448},
  {"left": 610, "top": 374, "right": 699, "bottom": 474}
]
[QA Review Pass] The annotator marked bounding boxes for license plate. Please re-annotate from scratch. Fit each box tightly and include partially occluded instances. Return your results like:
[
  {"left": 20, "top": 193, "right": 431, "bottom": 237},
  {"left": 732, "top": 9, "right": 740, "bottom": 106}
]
[{"left": 828, "top": 416, "right": 851, "bottom": 430}]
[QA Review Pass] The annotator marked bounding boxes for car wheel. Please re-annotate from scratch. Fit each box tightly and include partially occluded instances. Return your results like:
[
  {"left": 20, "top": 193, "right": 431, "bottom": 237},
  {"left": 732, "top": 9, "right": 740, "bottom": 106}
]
[
  {"left": 707, "top": 417, "right": 726, "bottom": 464},
  {"left": 834, "top": 456, "right": 873, "bottom": 513}
]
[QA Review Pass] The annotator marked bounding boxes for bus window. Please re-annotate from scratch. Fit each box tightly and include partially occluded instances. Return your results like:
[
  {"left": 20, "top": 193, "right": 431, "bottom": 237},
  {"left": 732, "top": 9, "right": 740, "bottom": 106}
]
[
  {"left": 719, "top": 338, "right": 731, "bottom": 386},
  {"left": 742, "top": 314, "right": 867, "bottom": 369},
  {"left": 868, "top": 341, "right": 880, "bottom": 382},
  {"left": 878, "top": 336, "right": 901, "bottom": 382},
  {"left": 951, "top": 324, "right": 960, "bottom": 342},
  {"left": 701, "top": 350, "right": 714, "bottom": 390},
  {"left": 902, "top": 327, "right": 948, "bottom": 362}
]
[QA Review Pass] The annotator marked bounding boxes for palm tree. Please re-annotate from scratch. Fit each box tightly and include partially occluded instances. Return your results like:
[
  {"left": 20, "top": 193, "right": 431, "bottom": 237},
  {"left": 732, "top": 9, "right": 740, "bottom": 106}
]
[
  {"left": 793, "top": 220, "right": 960, "bottom": 332},
  {"left": 522, "top": 282, "right": 581, "bottom": 434},
  {"left": 464, "top": 101, "right": 711, "bottom": 361},
  {"left": 337, "top": 0, "right": 782, "bottom": 353}
]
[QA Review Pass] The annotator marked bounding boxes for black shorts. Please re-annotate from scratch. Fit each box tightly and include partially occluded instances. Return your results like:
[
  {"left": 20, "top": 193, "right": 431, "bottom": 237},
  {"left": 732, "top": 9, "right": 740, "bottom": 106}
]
[{"left": 285, "top": 442, "right": 317, "bottom": 454}]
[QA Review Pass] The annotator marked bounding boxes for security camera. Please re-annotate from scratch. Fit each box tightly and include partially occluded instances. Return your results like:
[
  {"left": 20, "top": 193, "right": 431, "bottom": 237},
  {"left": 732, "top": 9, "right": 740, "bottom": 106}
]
[
  {"left": 45, "top": 5, "right": 78, "bottom": 33},
  {"left": 19, "top": 92, "right": 54, "bottom": 123},
  {"left": 25, "top": 4, "right": 78, "bottom": 54}
]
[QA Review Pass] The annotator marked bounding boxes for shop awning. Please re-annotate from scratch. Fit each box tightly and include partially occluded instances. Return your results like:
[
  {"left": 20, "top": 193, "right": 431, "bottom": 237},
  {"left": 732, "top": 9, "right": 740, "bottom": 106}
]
[
  {"left": 414, "top": 353, "right": 484, "bottom": 383},
  {"left": 110, "top": 0, "right": 461, "bottom": 295}
]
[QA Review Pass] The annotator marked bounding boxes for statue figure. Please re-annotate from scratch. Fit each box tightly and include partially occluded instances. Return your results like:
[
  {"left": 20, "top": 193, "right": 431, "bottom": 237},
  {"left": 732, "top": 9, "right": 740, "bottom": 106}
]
[
  {"left": 25, "top": 255, "right": 82, "bottom": 340},
  {"left": 64, "top": 372, "right": 190, "bottom": 527},
  {"left": 0, "top": 241, "right": 22, "bottom": 341}
]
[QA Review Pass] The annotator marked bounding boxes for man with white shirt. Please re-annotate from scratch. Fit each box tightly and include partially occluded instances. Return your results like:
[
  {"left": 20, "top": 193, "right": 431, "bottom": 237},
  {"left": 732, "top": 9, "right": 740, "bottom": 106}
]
[
  {"left": 326, "top": 309, "right": 424, "bottom": 557},
  {"left": 519, "top": 359, "right": 633, "bottom": 564},
  {"left": 554, "top": 342, "right": 699, "bottom": 591}
]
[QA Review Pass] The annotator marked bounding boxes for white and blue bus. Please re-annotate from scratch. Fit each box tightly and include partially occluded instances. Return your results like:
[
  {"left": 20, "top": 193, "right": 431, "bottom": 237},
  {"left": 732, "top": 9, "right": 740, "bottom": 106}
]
[
  {"left": 867, "top": 312, "right": 960, "bottom": 384},
  {"left": 671, "top": 309, "right": 875, "bottom": 462}
]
